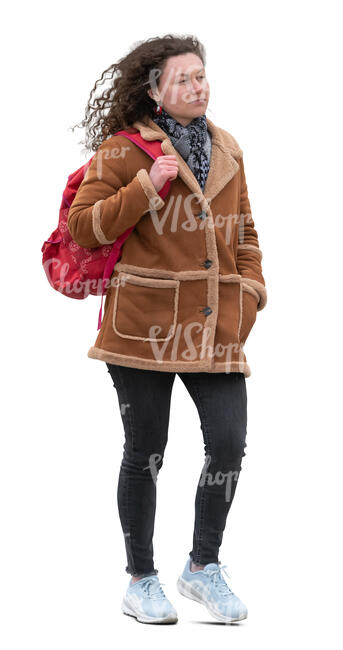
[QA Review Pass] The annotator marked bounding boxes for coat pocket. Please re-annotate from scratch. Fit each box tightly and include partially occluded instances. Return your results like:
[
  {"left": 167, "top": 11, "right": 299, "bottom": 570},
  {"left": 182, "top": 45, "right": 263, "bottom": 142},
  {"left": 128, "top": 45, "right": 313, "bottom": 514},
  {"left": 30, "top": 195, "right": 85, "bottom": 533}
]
[
  {"left": 238, "top": 282, "right": 259, "bottom": 343},
  {"left": 113, "top": 271, "right": 180, "bottom": 342}
]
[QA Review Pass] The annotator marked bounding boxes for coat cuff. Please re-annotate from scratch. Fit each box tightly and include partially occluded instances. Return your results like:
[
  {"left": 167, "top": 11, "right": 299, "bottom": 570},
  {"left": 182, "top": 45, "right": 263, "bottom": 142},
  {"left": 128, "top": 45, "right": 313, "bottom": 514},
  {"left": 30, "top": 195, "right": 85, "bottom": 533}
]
[
  {"left": 91, "top": 169, "right": 166, "bottom": 246},
  {"left": 241, "top": 277, "right": 267, "bottom": 311},
  {"left": 136, "top": 168, "right": 165, "bottom": 213}
]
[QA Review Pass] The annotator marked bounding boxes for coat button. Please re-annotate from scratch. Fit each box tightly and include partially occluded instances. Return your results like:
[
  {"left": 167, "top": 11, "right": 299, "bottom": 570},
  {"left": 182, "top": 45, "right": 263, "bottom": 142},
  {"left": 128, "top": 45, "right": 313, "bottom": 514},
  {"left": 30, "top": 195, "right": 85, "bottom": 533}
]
[
  {"left": 203, "top": 259, "right": 212, "bottom": 268},
  {"left": 197, "top": 210, "right": 208, "bottom": 220},
  {"left": 202, "top": 306, "right": 213, "bottom": 316}
]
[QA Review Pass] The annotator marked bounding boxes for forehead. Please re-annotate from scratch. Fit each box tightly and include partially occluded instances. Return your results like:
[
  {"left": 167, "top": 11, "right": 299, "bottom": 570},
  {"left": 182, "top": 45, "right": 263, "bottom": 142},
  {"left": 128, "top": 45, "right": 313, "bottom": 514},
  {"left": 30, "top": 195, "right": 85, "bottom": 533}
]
[{"left": 163, "top": 54, "right": 204, "bottom": 76}]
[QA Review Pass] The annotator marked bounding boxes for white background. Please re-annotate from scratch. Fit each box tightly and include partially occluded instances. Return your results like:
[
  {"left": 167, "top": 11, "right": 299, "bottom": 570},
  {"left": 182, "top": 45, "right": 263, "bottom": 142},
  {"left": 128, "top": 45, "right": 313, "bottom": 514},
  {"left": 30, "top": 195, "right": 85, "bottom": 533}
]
[{"left": 1, "top": 0, "right": 342, "bottom": 647}]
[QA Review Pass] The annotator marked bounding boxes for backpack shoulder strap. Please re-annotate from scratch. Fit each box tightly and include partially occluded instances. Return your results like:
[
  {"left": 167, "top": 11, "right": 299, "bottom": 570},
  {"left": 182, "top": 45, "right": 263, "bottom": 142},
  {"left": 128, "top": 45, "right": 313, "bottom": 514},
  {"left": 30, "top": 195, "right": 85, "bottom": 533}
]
[{"left": 114, "top": 129, "right": 171, "bottom": 200}]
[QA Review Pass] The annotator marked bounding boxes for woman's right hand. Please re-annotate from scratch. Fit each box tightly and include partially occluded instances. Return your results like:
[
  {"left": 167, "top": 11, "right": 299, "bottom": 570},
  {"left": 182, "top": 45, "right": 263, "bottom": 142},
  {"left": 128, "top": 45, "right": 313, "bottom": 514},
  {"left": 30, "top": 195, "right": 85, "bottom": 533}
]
[{"left": 149, "top": 155, "right": 179, "bottom": 193}]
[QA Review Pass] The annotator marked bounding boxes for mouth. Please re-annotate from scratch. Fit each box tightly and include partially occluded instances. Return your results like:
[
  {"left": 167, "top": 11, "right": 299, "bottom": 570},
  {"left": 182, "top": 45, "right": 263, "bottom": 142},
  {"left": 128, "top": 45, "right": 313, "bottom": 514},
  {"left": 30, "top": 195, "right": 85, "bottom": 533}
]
[{"left": 191, "top": 98, "right": 206, "bottom": 104}]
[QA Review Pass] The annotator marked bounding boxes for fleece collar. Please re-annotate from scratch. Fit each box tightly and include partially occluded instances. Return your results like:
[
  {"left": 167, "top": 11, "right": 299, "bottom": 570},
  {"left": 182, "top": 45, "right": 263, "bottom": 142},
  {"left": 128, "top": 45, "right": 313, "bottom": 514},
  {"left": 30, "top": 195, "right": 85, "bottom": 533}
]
[{"left": 132, "top": 116, "right": 242, "bottom": 206}]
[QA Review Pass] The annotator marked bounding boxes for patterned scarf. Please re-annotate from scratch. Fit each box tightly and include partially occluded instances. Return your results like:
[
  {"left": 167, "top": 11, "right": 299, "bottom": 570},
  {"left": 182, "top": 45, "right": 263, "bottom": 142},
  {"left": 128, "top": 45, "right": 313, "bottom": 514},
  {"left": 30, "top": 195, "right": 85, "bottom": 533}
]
[{"left": 152, "top": 107, "right": 212, "bottom": 191}]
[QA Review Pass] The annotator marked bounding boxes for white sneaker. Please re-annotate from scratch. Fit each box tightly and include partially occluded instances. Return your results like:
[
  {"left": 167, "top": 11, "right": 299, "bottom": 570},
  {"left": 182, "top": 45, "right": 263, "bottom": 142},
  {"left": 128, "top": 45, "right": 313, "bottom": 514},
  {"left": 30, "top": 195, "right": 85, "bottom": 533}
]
[{"left": 122, "top": 575, "right": 178, "bottom": 624}]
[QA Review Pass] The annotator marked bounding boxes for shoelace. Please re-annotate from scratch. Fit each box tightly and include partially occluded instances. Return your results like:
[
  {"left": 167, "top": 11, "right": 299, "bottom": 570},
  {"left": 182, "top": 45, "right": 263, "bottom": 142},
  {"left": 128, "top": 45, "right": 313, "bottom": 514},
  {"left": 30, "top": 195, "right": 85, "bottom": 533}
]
[
  {"left": 205, "top": 564, "right": 234, "bottom": 596},
  {"left": 141, "top": 578, "right": 167, "bottom": 600}
]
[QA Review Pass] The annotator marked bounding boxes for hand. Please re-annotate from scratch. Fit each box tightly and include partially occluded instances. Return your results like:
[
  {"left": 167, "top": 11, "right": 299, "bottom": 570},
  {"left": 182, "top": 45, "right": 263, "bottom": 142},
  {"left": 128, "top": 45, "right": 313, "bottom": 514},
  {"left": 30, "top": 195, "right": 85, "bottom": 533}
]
[{"left": 149, "top": 155, "right": 179, "bottom": 193}]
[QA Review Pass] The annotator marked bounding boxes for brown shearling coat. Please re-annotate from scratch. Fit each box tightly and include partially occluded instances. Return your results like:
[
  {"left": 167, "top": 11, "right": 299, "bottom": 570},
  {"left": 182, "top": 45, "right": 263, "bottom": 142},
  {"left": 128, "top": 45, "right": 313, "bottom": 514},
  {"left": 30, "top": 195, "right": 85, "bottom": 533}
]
[{"left": 67, "top": 116, "right": 267, "bottom": 376}]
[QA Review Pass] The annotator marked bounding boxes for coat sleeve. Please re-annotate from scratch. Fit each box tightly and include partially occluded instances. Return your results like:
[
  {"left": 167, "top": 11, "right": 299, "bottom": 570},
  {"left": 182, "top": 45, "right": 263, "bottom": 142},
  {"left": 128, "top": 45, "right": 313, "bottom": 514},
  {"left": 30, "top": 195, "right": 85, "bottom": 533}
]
[
  {"left": 235, "top": 156, "right": 267, "bottom": 311},
  {"left": 67, "top": 137, "right": 165, "bottom": 248}
]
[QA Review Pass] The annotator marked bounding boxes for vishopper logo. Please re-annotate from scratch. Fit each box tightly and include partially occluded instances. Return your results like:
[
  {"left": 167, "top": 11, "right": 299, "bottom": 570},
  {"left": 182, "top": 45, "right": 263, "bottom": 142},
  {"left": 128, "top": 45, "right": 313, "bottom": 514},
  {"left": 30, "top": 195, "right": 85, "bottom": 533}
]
[
  {"left": 86, "top": 144, "right": 131, "bottom": 181},
  {"left": 118, "top": 401, "right": 131, "bottom": 416},
  {"left": 143, "top": 452, "right": 240, "bottom": 500},
  {"left": 43, "top": 258, "right": 128, "bottom": 296},
  {"left": 199, "top": 454, "right": 240, "bottom": 502},
  {"left": 146, "top": 192, "right": 251, "bottom": 246},
  {"left": 238, "top": 212, "right": 254, "bottom": 243},
  {"left": 147, "top": 322, "right": 247, "bottom": 370},
  {"left": 143, "top": 453, "right": 163, "bottom": 486}
]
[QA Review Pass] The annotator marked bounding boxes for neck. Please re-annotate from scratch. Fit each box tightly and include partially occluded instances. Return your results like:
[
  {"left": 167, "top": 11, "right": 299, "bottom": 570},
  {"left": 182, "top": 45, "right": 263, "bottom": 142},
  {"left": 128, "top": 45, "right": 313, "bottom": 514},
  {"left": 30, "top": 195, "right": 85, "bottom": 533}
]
[
  {"left": 172, "top": 116, "right": 193, "bottom": 127},
  {"left": 156, "top": 108, "right": 197, "bottom": 127}
]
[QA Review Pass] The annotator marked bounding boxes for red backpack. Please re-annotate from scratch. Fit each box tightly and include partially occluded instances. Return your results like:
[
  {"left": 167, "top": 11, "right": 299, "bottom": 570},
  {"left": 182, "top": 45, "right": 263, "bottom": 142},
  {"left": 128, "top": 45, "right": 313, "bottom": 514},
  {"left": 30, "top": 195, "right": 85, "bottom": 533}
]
[{"left": 41, "top": 129, "right": 171, "bottom": 330}]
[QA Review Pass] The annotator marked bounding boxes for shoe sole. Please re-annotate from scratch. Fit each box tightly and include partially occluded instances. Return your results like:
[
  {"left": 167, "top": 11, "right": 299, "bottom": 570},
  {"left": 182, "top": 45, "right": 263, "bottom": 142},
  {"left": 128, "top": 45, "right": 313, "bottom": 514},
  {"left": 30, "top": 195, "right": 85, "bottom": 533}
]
[
  {"left": 176, "top": 575, "right": 248, "bottom": 624},
  {"left": 122, "top": 597, "right": 178, "bottom": 624}
]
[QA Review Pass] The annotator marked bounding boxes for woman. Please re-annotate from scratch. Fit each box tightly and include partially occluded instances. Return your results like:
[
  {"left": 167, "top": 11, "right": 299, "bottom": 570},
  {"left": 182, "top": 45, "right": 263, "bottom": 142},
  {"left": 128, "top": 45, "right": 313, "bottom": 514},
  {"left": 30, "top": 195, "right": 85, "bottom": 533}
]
[{"left": 68, "top": 34, "right": 267, "bottom": 625}]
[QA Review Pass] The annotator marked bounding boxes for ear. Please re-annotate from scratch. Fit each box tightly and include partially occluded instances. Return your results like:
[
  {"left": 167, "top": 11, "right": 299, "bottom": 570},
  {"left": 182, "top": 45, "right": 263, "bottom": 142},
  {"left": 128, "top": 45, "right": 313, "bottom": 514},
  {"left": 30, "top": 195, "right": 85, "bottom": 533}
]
[{"left": 147, "top": 88, "right": 155, "bottom": 101}]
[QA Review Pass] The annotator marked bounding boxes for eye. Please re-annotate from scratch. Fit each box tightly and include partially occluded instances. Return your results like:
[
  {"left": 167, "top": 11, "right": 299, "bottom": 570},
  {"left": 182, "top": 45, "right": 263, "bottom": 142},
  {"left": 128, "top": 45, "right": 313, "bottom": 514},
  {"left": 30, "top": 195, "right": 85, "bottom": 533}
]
[{"left": 178, "top": 75, "right": 205, "bottom": 84}]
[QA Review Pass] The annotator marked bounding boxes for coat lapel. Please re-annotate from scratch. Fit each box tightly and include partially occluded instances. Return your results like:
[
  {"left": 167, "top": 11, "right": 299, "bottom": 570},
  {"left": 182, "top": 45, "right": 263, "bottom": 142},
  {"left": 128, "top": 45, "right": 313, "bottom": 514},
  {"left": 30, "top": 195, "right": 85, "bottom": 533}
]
[{"left": 132, "top": 116, "right": 242, "bottom": 204}]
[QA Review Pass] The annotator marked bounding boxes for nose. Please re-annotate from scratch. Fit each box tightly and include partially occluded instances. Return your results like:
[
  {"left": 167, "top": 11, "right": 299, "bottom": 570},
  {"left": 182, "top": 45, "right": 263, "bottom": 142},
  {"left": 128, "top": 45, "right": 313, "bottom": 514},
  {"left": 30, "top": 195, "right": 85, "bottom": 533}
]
[{"left": 192, "top": 79, "right": 204, "bottom": 93}]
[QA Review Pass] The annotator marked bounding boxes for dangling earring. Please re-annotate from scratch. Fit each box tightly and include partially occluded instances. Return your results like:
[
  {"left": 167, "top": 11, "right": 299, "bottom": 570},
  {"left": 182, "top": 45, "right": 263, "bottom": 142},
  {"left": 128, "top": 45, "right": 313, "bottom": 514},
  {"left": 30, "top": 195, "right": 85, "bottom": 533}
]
[{"left": 154, "top": 101, "right": 162, "bottom": 115}]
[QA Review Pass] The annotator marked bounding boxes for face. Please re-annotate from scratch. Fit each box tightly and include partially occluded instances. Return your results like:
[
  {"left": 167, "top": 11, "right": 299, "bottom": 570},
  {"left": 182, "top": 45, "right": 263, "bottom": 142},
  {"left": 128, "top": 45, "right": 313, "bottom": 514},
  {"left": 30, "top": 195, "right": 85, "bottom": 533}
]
[{"left": 147, "top": 52, "right": 210, "bottom": 126}]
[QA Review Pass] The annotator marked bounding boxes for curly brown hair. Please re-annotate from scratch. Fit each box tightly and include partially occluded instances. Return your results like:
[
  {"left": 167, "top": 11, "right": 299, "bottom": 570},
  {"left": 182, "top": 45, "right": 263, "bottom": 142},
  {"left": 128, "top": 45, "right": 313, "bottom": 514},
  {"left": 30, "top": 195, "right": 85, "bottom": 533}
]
[{"left": 69, "top": 33, "right": 206, "bottom": 153}]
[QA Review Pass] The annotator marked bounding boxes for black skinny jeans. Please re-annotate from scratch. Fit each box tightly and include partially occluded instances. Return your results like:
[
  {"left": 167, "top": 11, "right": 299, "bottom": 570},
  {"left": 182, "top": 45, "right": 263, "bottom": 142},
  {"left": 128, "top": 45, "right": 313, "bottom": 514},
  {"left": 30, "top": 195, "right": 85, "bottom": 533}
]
[{"left": 106, "top": 363, "right": 248, "bottom": 578}]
